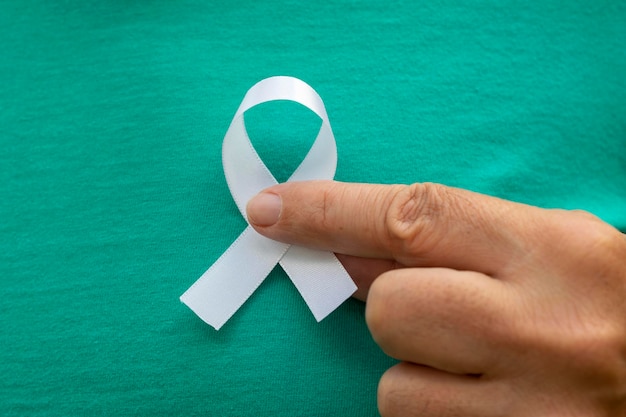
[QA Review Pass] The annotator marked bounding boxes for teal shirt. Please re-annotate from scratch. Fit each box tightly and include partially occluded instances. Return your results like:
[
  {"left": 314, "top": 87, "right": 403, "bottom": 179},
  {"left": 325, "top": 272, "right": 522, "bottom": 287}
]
[{"left": 1, "top": 1, "right": 624, "bottom": 416}]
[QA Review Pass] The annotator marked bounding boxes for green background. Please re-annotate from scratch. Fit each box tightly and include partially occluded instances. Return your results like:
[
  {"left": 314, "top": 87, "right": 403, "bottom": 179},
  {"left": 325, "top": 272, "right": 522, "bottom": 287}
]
[{"left": 1, "top": 1, "right": 624, "bottom": 416}]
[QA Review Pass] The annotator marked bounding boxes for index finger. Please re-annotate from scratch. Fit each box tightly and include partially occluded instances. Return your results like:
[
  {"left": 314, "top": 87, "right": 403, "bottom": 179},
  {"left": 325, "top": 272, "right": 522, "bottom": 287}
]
[{"left": 246, "top": 180, "right": 537, "bottom": 276}]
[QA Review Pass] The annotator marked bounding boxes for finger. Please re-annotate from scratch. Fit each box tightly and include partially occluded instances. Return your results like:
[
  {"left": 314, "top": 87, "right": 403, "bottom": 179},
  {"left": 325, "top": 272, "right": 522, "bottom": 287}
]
[
  {"left": 335, "top": 254, "right": 400, "bottom": 301},
  {"left": 246, "top": 180, "right": 540, "bottom": 276},
  {"left": 366, "top": 267, "right": 512, "bottom": 376},
  {"left": 377, "top": 362, "right": 507, "bottom": 417}
]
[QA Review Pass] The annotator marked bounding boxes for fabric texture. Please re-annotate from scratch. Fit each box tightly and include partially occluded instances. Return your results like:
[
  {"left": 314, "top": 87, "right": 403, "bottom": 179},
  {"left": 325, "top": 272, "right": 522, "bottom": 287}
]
[{"left": 1, "top": 1, "right": 624, "bottom": 416}]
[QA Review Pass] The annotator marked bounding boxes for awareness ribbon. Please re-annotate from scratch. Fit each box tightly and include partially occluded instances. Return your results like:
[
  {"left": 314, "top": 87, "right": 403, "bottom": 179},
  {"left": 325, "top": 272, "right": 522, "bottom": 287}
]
[{"left": 180, "top": 76, "right": 357, "bottom": 330}]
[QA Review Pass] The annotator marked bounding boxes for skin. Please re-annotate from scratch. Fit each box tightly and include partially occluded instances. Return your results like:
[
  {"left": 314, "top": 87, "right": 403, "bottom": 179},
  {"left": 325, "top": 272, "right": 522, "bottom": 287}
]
[{"left": 246, "top": 180, "right": 626, "bottom": 417}]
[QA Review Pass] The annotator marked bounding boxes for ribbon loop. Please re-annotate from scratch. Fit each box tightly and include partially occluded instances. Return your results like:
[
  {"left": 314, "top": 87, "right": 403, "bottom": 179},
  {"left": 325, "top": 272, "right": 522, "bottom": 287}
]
[{"left": 181, "top": 76, "right": 356, "bottom": 330}]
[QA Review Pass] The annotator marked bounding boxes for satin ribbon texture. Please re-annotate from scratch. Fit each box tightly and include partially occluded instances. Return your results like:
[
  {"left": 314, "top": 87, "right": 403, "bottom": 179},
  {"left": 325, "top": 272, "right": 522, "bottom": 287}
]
[{"left": 180, "top": 76, "right": 357, "bottom": 330}]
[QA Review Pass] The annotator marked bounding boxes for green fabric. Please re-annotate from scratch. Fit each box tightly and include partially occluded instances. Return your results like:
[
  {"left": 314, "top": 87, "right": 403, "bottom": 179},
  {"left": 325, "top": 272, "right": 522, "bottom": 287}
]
[{"left": 1, "top": 1, "right": 624, "bottom": 416}]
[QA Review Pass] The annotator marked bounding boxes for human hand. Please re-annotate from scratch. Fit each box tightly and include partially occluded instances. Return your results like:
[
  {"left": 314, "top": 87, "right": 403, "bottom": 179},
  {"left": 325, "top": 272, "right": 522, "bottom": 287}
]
[{"left": 246, "top": 180, "right": 626, "bottom": 417}]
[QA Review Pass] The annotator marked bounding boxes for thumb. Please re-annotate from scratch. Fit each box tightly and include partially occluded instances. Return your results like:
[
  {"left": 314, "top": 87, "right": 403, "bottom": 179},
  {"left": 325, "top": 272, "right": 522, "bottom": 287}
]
[{"left": 246, "top": 180, "right": 532, "bottom": 275}]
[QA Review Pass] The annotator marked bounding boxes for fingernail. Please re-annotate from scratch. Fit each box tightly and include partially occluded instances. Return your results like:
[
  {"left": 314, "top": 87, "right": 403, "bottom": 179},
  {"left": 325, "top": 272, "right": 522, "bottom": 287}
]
[{"left": 247, "top": 192, "right": 282, "bottom": 227}]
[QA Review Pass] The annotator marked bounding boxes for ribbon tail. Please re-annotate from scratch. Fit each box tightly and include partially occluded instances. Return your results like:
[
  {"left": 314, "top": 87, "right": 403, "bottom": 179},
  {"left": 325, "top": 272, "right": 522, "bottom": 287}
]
[
  {"left": 280, "top": 246, "right": 357, "bottom": 322},
  {"left": 180, "top": 227, "right": 289, "bottom": 330}
]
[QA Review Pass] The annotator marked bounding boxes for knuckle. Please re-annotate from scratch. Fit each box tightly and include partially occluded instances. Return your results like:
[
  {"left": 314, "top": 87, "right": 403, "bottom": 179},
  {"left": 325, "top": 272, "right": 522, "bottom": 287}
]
[
  {"left": 377, "top": 366, "right": 407, "bottom": 417},
  {"left": 553, "top": 209, "right": 622, "bottom": 253},
  {"left": 514, "top": 307, "right": 626, "bottom": 395},
  {"left": 541, "top": 210, "right": 626, "bottom": 276},
  {"left": 377, "top": 369, "right": 394, "bottom": 417},
  {"left": 569, "top": 208, "right": 602, "bottom": 221},
  {"left": 585, "top": 226, "right": 626, "bottom": 264},
  {"left": 365, "top": 272, "right": 418, "bottom": 361},
  {"left": 564, "top": 324, "right": 626, "bottom": 390},
  {"left": 560, "top": 211, "right": 626, "bottom": 282},
  {"left": 306, "top": 181, "right": 337, "bottom": 231},
  {"left": 385, "top": 183, "right": 449, "bottom": 262},
  {"left": 378, "top": 364, "right": 440, "bottom": 417},
  {"left": 365, "top": 273, "right": 394, "bottom": 347}
]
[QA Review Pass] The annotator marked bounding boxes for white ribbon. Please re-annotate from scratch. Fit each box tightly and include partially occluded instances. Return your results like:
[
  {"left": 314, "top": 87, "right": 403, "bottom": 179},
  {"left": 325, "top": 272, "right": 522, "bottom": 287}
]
[{"left": 180, "top": 76, "right": 357, "bottom": 330}]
